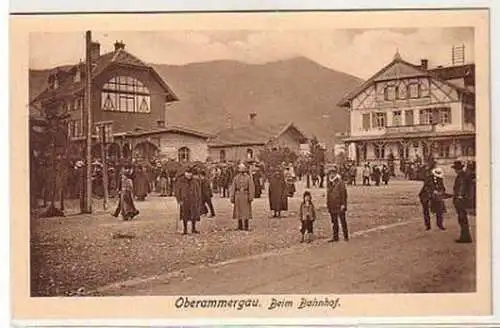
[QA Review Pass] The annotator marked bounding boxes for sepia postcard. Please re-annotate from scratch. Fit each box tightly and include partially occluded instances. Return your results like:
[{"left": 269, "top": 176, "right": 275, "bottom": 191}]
[{"left": 10, "top": 9, "right": 491, "bottom": 321}]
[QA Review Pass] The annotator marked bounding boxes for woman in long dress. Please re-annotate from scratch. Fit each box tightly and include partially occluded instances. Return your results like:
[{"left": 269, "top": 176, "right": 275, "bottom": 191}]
[{"left": 120, "top": 171, "right": 140, "bottom": 221}]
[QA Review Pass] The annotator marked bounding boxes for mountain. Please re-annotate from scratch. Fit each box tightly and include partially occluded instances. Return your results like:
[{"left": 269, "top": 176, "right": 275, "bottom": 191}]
[{"left": 29, "top": 57, "right": 364, "bottom": 145}]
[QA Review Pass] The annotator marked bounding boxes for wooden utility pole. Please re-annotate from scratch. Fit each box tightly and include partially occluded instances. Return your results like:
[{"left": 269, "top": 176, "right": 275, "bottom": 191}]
[{"left": 83, "top": 30, "right": 93, "bottom": 213}]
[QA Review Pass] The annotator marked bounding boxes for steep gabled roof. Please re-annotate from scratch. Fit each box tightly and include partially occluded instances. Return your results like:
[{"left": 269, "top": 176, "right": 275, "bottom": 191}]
[
  {"left": 32, "top": 48, "right": 179, "bottom": 104},
  {"left": 337, "top": 53, "right": 474, "bottom": 107},
  {"left": 209, "top": 121, "right": 308, "bottom": 147}
]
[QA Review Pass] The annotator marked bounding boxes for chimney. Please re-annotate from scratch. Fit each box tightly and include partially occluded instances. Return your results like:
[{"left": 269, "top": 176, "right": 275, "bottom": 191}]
[
  {"left": 249, "top": 112, "right": 257, "bottom": 124},
  {"left": 114, "top": 40, "right": 125, "bottom": 51},
  {"left": 90, "top": 41, "right": 101, "bottom": 62},
  {"left": 420, "top": 59, "right": 429, "bottom": 70},
  {"left": 157, "top": 120, "right": 165, "bottom": 128}
]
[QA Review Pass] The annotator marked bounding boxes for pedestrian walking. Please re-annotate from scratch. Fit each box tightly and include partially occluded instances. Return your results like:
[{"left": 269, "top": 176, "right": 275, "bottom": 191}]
[
  {"left": 418, "top": 167, "right": 448, "bottom": 231},
  {"left": 231, "top": 163, "right": 255, "bottom": 231},
  {"left": 326, "top": 166, "right": 349, "bottom": 242},
  {"left": 158, "top": 169, "right": 168, "bottom": 197},
  {"left": 382, "top": 164, "right": 390, "bottom": 185},
  {"left": 118, "top": 169, "right": 140, "bottom": 221},
  {"left": 362, "top": 163, "right": 371, "bottom": 186},
  {"left": 175, "top": 167, "right": 202, "bottom": 234},
  {"left": 452, "top": 160, "right": 473, "bottom": 243},
  {"left": 200, "top": 170, "right": 216, "bottom": 217},
  {"left": 372, "top": 165, "right": 381, "bottom": 186},
  {"left": 299, "top": 191, "right": 317, "bottom": 243}
]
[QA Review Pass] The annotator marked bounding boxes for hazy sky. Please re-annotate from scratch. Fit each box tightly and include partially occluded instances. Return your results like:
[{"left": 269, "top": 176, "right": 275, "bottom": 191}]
[{"left": 29, "top": 27, "right": 474, "bottom": 79}]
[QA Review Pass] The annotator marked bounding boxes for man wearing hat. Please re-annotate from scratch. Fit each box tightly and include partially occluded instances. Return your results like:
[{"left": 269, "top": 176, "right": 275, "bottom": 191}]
[
  {"left": 418, "top": 167, "right": 447, "bottom": 230},
  {"left": 231, "top": 163, "right": 255, "bottom": 231},
  {"left": 326, "top": 165, "right": 349, "bottom": 242},
  {"left": 174, "top": 166, "right": 202, "bottom": 234},
  {"left": 452, "top": 160, "right": 473, "bottom": 243}
]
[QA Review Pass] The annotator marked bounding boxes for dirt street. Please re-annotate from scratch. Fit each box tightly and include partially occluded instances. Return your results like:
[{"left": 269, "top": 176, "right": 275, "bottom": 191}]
[{"left": 30, "top": 178, "right": 476, "bottom": 296}]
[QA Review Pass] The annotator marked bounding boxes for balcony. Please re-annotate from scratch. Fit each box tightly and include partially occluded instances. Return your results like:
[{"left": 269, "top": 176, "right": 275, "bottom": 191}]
[{"left": 385, "top": 124, "right": 435, "bottom": 135}]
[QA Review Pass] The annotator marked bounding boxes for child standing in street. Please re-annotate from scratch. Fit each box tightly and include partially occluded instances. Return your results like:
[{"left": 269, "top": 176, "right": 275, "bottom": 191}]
[{"left": 299, "top": 191, "right": 317, "bottom": 243}]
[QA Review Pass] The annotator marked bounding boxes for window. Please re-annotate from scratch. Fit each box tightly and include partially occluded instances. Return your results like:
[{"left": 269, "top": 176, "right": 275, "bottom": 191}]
[
  {"left": 408, "top": 83, "right": 419, "bottom": 98},
  {"left": 219, "top": 149, "right": 226, "bottom": 162},
  {"left": 405, "top": 110, "right": 414, "bottom": 125},
  {"left": 392, "top": 111, "right": 402, "bottom": 126},
  {"left": 362, "top": 113, "right": 370, "bottom": 130},
  {"left": 437, "top": 142, "right": 450, "bottom": 158},
  {"left": 67, "top": 119, "right": 82, "bottom": 138},
  {"left": 384, "top": 86, "right": 396, "bottom": 100},
  {"left": 438, "top": 108, "right": 452, "bottom": 124},
  {"left": 373, "top": 112, "right": 387, "bottom": 128},
  {"left": 397, "top": 84, "right": 407, "bottom": 99},
  {"left": 419, "top": 108, "right": 434, "bottom": 125},
  {"left": 178, "top": 147, "right": 190, "bottom": 162},
  {"left": 247, "top": 148, "right": 254, "bottom": 160},
  {"left": 101, "top": 76, "right": 151, "bottom": 113},
  {"left": 374, "top": 145, "right": 385, "bottom": 159}
]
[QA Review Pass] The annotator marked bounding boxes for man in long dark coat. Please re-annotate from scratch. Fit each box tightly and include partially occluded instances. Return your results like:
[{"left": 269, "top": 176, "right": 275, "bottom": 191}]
[
  {"left": 452, "top": 160, "right": 473, "bottom": 243},
  {"left": 251, "top": 166, "right": 263, "bottom": 198},
  {"left": 326, "top": 166, "right": 349, "bottom": 242},
  {"left": 268, "top": 169, "right": 287, "bottom": 218},
  {"left": 133, "top": 165, "right": 150, "bottom": 201},
  {"left": 175, "top": 167, "right": 202, "bottom": 234}
]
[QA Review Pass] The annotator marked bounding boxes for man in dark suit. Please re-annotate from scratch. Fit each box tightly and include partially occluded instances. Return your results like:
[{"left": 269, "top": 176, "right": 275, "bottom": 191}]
[
  {"left": 418, "top": 167, "right": 447, "bottom": 231},
  {"left": 452, "top": 160, "right": 473, "bottom": 243},
  {"left": 326, "top": 166, "right": 349, "bottom": 242}
]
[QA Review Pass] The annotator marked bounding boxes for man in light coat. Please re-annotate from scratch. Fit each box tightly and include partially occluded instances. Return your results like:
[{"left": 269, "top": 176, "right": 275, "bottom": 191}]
[{"left": 231, "top": 163, "right": 255, "bottom": 231}]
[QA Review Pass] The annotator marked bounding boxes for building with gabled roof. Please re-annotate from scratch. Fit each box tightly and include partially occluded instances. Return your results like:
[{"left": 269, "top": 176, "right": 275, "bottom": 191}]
[
  {"left": 208, "top": 113, "right": 308, "bottom": 162},
  {"left": 337, "top": 52, "right": 475, "bottom": 166},
  {"left": 30, "top": 40, "right": 212, "bottom": 163}
]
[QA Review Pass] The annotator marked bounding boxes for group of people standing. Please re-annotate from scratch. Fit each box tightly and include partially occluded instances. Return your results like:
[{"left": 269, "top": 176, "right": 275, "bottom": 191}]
[
  {"left": 361, "top": 163, "right": 391, "bottom": 186},
  {"left": 418, "top": 160, "right": 475, "bottom": 243}
]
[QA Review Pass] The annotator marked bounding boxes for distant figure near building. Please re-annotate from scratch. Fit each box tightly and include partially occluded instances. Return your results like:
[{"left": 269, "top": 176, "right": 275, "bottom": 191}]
[
  {"left": 175, "top": 167, "right": 202, "bottom": 234},
  {"left": 231, "top": 163, "right": 255, "bottom": 231},
  {"left": 200, "top": 170, "right": 215, "bottom": 217},
  {"left": 362, "top": 163, "right": 371, "bottom": 186},
  {"left": 134, "top": 166, "right": 150, "bottom": 201},
  {"left": 452, "top": 161, "right": 473, "bottom": 243},
  {"left": 326, "top": 166, "right": 349, "bottom": 242}
]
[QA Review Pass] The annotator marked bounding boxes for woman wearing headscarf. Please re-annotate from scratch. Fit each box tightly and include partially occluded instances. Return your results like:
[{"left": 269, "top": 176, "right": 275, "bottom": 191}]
[{"left": 231, "top": 163, "right": 255, "bottom": 231}]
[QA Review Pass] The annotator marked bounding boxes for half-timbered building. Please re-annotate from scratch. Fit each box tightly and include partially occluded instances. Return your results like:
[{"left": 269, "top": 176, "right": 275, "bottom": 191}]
[{"left": 338, "top": 52, "right": 475, "bottom": 166}]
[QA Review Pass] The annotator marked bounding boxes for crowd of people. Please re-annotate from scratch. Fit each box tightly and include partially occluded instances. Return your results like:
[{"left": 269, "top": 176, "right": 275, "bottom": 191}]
[{"left": 37, "top": 152, "right": 477, "bottom": 244}]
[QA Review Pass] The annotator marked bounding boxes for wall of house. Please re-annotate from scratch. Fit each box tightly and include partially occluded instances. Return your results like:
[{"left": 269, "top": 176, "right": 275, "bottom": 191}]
[
  {"left": 208, "top": 145, "right": 264, "bottom": 163},
  {"left": 158, "top": 133, "right": 208, "bottom": 162},
  {"left": 91, "top": 65, "right": 170, "bottom": 133}
]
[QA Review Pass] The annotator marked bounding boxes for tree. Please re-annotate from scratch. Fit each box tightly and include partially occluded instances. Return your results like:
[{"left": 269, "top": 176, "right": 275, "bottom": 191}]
[
  {"left": 309, "top": 136, "right": 325, "bottom": 166},
  {"left": 258, "top": 146, "right": 298, "bottom": 171},
  {"left": 31, "top": 108, "right": 70, "bottom": 217}
]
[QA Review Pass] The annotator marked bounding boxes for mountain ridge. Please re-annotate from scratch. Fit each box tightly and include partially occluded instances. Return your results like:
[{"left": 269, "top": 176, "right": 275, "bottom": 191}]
[{"left": 29, "top": 57, "right": 364, "bottom": 145}]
